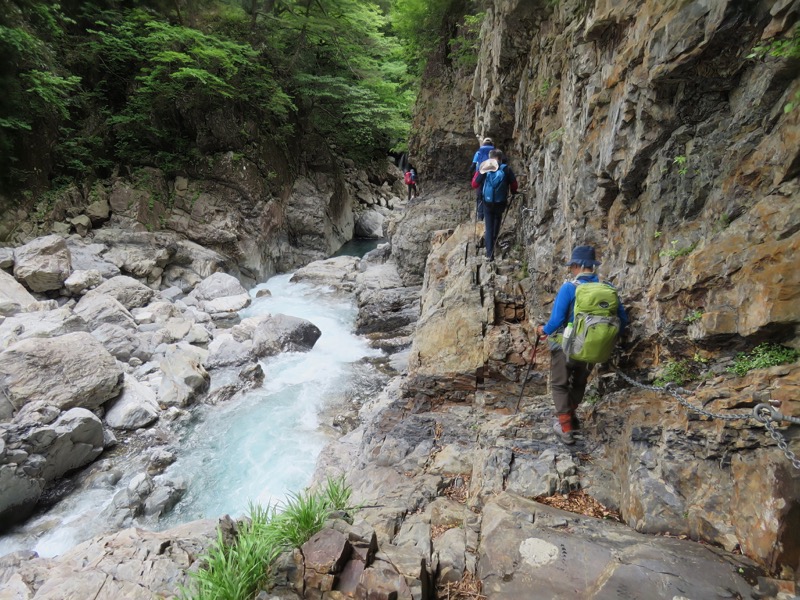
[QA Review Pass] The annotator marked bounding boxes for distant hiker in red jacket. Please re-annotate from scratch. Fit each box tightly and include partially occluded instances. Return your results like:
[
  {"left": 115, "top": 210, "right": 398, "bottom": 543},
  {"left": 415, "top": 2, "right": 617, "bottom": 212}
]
[{"left": 404, "top": 165, "right": 418, "bottom": 201}]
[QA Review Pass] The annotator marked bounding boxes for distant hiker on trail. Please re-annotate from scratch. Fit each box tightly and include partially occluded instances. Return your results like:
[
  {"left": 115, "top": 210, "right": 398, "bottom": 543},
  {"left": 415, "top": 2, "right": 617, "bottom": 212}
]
[
  {"left": 404, "top": 165, "right": 418, "bottom": 201},
  {"left": 471, "top": 137, "right": 494, "bottom": 220},
  {"left": 537, "top": 245, "right": 629, "bottom": 445},
  {"left": 472, "top": 149, "right": 518, "bottom": 261}
]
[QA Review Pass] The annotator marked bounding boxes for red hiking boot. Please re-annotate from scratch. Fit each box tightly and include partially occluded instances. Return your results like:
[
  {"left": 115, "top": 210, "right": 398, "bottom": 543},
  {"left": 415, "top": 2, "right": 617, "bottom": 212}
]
[{"left": 553, "top": 414, "right": 575, "bottom": 445}]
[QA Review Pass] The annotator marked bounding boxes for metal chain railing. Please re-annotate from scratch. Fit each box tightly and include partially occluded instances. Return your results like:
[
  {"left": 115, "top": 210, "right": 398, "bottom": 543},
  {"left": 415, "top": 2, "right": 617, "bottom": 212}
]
[{"left": 615, "top": 369, "right": 800, "bottom": 470}]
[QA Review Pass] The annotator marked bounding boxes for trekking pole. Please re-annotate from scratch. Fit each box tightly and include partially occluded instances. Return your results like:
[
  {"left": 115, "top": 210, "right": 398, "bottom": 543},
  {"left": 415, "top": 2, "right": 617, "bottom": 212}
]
[
  {"left": 514, "top": 330, "right": 541, "bottom": 414},
  {"left": 494, "top": 192, "right": 522, "bottom": 258}
]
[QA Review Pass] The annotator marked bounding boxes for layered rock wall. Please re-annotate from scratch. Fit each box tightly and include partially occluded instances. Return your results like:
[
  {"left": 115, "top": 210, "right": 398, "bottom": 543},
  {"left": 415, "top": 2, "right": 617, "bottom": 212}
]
[{"left": 408, "top": 0, "right": 800, "bottom": 575}]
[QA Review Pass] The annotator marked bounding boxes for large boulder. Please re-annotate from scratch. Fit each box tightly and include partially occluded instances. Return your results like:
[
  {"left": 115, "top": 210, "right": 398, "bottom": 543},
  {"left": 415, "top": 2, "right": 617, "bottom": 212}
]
[
  {"left": 0, "top": 519, "right": 221, "bottom": 598},
  {"left": 104, "top": 375, "right": 159, "bottom": 430},
  {"left": 13, "top": 234, "right": 72, "bottom": 292},
  {"left": 390, "top": 185, "right": 469, "bottom": 286},
  {"left": 158, "top": 347, "right": 209, "bottom": 407},
  {"left": 187, "top": 272, "right": 247, "bottom": 301},
  {"left": 0, "top": 308, "right": 86, "bottom": 349},
  {"left": 0, "top": 406, "right": 104, "bottom": 528},
  {"left": 186, "top": 272, "right": 250, "bottom": 316},
  {"left": 84, "top": 275, "right": 155, "bottom": 310},
  {"left": 355, "top": 209, "right": 385, "bottom": 239},
  {"left": 90, "top": 323, "right": 151, "bottom": 363},
  {"left": 0, "top": 332, "right": 123, "bottom": 416},
  {"left": 0, "top": 270, "right": 38, "bottom": 315},
  {"left": 63, "top": 269, "right": 103, "bottom": 296},
  {"left": 290, "top": 255, "right": 360, "bottom": 292},
  {"left": 251, "top": 314, "right": 322, "bottom": 358},
  {"left": 74, "top": 294, "right": 137, "bottom": 331},
  {"left": 64, "top": 240, "right": 120, "bottom": 279}
]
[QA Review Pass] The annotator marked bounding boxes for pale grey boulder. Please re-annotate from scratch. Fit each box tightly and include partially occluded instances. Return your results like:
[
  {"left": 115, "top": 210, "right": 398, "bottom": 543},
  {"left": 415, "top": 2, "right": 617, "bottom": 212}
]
[
  {"left": 0, "top": 332, "right": 123, "bottom": 414},
  {"left": 250, "top": 314, "right": 322, "bottom": 358},
  {"left": 105, "top": 375, "right": 159, "bottom": 430},
  {"left": 36, "top": 408, "right": 105, "bottom": 481},
  {"left": 187, "top": 271, "right": 247, "bottom": 301},
  {"left": 0, "top": 269, "right": 38, "bottom": 316},
  {"left": 13, "top": 234, "right": 72, "bottom": 292},
  {"left": 186, "top": 272, "right": 250, "bottom": 317},
  {"left": 90, "top": 322, "right": 151, "bottom": 363},
  {"left": 158, "top": 346, "right": 209, "bottom": 407},
  {"left": 355, "top": 209, "right": 385, "bottom": 239},
  {"left": 131, "top": 301, "right": 180, "bottom": 325},
  {"left": 205, "top": 333, "right": 254, "bottom": 369},
  {"left": 290, "top": 255, "right": 360, "bottom": 292},
  {"left": 64, "top": 240, "right": 120, "bottom": 278},
  {"left": 0, "top": 308, "right": 86, "bottom": 349},
  {"left": 85, "top": 275, "right": 155, "bottom": 310},
  {"left": 63, "top": 269, "right": 103, "bottom": 296},
  {"left": 0, "top": 406, "right": 103, "bottom": 528},
  {"left": 0, "top": 247, "right": 13, "bottom": 269},
  {"left": 74, "top": 293, "right": 137, "bottom": 330}
]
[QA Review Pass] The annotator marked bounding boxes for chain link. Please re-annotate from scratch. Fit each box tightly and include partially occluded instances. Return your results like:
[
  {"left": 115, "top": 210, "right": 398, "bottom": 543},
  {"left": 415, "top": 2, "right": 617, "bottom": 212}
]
[{"left": 615, "top": 369, "right": 800, "bottom": 471}]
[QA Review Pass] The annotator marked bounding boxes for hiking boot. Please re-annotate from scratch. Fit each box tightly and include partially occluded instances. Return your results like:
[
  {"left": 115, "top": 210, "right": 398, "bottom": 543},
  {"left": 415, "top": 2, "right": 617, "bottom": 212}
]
[
  {"left": 553, "top": 414, "right": 575, "bottom": 445},
  {"left": 571, "top": 411, "right": 580, "bottom": 431}
]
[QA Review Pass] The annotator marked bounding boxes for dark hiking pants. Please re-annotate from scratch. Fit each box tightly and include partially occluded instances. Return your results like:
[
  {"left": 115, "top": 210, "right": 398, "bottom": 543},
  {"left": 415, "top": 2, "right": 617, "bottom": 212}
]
[
  {"left": 483, "top": 200, "right": 506, "bottom": 259},
  {"left": 550, "top": 347, "right": 592, "bottom": 415}
]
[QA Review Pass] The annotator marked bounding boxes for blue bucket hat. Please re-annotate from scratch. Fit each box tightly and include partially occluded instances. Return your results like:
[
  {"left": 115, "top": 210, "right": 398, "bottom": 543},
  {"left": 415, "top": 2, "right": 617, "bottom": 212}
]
[{"left": 566, "top": 245, "right": 601, "bottom": 267}]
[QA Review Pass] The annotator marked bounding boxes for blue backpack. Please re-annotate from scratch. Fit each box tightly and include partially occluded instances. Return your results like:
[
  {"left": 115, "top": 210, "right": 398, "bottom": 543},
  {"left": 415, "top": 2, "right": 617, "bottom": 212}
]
[
  {"left": 483, "top": 165, "right": 508, "bottom": 203},
  {"left": 473, "top": 145, "right": 493, "bottom": 171}
]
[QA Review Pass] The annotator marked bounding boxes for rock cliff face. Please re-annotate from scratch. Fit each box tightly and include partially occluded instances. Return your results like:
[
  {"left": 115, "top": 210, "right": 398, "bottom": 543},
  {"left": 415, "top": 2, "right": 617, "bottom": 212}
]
[
  {"left": 408, "top": 0, "right": 800, "bottom": 577},
  {"left": 0, "top": 152, "right": 405, "bottom": 284}
]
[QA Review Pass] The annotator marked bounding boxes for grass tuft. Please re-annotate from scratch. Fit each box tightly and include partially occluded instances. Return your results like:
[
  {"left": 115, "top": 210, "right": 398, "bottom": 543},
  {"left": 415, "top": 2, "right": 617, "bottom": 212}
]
[{"left": 180, "top": 477, "right": 353, "bottom": 600}]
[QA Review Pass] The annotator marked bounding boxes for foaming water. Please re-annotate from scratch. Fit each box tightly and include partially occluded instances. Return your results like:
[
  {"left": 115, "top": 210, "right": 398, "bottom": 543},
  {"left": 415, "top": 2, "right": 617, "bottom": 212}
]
[
  {"left": 161, "top": 274, "right": 381, "bottom": 522},
  {"left": 0, "top": 272, "right": 381, "bottom": 557}
]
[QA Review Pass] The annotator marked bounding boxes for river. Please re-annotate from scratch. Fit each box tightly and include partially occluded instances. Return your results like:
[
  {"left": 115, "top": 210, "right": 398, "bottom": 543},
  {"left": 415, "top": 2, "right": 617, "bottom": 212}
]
[{"left": 0, "top": 247, "right": 384, "bottom": 558}]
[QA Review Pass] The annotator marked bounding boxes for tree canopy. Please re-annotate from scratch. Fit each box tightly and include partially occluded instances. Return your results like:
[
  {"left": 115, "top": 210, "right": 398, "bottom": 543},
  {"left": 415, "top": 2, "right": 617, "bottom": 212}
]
[{"left": 0, "top": 0, "right": 448, "bottom": 194}]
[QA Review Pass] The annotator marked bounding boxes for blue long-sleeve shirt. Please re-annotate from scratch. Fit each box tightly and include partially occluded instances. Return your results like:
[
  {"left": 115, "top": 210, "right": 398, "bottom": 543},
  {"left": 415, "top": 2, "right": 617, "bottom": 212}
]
[{"left": 542, "top": 273, "right": 628, "bottom": 336}]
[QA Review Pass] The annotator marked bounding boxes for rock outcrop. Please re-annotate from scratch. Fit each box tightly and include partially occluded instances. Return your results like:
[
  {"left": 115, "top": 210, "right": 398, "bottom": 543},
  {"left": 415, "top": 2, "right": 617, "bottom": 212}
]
[{"left": 406, "top": 0, "right": 800, "bottom": 579}]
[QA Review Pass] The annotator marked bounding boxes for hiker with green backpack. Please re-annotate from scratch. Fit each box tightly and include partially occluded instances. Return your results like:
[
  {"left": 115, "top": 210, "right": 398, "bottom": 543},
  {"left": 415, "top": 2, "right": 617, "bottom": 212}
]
[{"left": 537, "top": 245, "right": 629, "bottom": 445}]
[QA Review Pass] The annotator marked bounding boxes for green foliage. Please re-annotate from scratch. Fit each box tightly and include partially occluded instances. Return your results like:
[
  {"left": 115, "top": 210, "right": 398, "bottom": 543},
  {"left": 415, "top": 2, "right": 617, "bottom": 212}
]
[
  {"left": 183, "top": 505, "right": 281, "bottom": 600},
  {"left": 654, "top": 359, "right": 693, "bottom": 387},
  {"left": 673, "top": 155, "right": 688, "bottom": 176},
  {"left": 448, "top": 12, "right": 484, "bottom": 69},
  {"left": 659, "top": 239, "right": 696, "bottom": 259},
  {"left": 747, "top": 25, "right": 800, "bottom": 60},
  {"left": 391, "top": 0, "right": 480, "bottom": 75},
  {"left": 87, "top": 11, "right": 292, "bottom": 168},
  {"left": 784, "top": 89, "right": 800, "bottom": 114},
  {"left": 182, "top": 478, "right": 355, "bottom": 600},
  {"left": 728, "top": 343, "right": 800, "bottom": 377},
  {"left": 684, "top": 309, "right": 703, "bottom": 324},
  {"left": 322, "top": 475, "right": 353, "bottom": 512},
  {"left": 1, "top": 0, "right": 415, "bottom": 191}
]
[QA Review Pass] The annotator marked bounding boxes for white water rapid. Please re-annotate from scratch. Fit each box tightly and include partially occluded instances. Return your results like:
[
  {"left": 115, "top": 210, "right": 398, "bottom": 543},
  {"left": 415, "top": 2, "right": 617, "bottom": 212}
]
[{"left": 0, "top": 269, "right": 383, "bottom": 558}]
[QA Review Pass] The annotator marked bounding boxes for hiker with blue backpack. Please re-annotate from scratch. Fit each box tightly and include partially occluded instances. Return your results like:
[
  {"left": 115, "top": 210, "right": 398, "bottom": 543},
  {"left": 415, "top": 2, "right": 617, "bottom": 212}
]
[
  {"left": 537, "top": 245, "right": 629, "bottom": 444},
  {"left": 471, "top": 137, "right": 494, "bottom": 220},
  {"left": 472, "top": 149, "right": 518, "bottom": 261}
]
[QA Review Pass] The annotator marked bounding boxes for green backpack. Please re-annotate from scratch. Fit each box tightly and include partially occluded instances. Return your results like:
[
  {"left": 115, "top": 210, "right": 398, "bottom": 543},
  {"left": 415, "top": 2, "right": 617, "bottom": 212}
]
[{"left": 563, "top": 280, "right": 621, "bottom": 364}]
